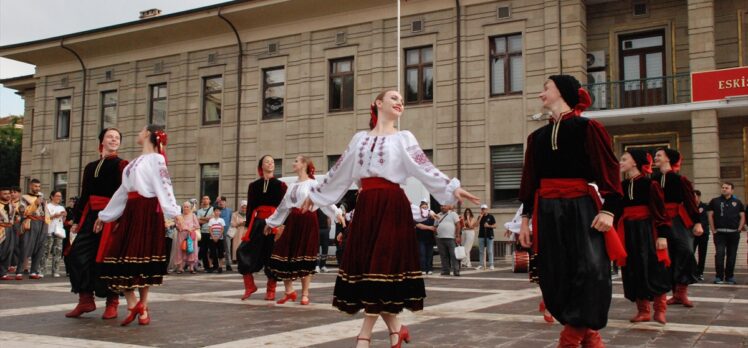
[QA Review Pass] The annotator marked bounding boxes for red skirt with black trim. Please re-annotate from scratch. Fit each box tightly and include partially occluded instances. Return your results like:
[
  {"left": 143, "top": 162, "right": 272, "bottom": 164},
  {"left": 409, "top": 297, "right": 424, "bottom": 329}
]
[
  {"left": 267, "top": 208, "right": 319, "bottom": 280},
  {"left": 99, "top": 193, "right": 167, "bottom": 291},
  {"left": 333, "top": 178, "right": 425, "bottom": 315}
]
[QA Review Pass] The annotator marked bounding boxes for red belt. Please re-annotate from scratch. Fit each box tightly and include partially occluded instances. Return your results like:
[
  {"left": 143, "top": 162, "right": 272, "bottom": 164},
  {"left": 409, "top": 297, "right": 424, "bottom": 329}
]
[
  {"left": 532, "top": 178, "right": 627, "bottom": 266},
  {"left": 241, "top": 205, "right": 278, "bottom": 242},
  {"left": 665, "top": 203, "right": 693, "bottom": 229},
  {"left": 26, "top": 215, "right": 45, "bottom": 221},
  {"left": 616, "top": 205, "right": 671, "bottom": 267},
  {"left": 361, "top": 177, "right": 399, "bottom": 191}
]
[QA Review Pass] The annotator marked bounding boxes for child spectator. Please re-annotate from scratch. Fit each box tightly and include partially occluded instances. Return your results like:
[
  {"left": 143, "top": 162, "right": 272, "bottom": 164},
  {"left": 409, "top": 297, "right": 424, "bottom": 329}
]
[{"left": 207, "top": 207, "right": 226, "bottom": 273}]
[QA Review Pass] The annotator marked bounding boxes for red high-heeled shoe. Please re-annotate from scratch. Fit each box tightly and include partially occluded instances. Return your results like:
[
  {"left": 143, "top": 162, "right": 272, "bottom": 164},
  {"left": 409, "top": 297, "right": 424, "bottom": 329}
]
[
  {"left": 355, "top": 336, "right": 371, "bottom": 347},
  {"left": 300, "top": 295, "right": 310, "bottom": 305},
  {"left": 120, "top": 302, "right": 144, "bottom": 326},
  {"left": 539, "top": 300, "right": 553, "bottom": 323},
  {"left": 390, "top": 325, "right": 410, "bottom": 348},
  {"left": 276, "top": 291, "right": 297, "bottom": 304},
  {"left": 138, "top": 305, "right": 151, "bottom": 325}
]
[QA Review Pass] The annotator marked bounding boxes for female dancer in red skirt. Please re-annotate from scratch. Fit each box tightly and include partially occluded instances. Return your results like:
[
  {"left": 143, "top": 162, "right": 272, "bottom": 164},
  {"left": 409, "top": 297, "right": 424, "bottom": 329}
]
[
  {"left": 95, "top": 124, "right": 180, "bottom": 326},
  {"left": 301, "top": 90, "right": 479, "bottom": 348},
  {"left": 618, "top": 150, "right": 672, "bottom": 324},
  {"left": 265, "top": 156, "right": 342, "bottom": 305}
]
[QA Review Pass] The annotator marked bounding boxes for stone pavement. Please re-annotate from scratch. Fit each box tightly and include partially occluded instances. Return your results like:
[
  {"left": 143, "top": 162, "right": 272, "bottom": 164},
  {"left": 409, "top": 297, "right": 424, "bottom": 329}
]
[{"left": 1, "top": 260, "right": 747, "bottom": 347}]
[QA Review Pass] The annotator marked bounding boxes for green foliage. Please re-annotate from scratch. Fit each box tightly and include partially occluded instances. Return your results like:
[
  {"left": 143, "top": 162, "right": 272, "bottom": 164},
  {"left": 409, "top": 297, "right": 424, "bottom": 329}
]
[{"left": 0, "top": 116, "right": 22, "bottom": 187}]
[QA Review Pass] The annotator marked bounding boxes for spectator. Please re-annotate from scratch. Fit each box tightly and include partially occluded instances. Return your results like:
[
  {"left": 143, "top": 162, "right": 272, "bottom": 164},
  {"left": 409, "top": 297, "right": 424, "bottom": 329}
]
[
  {"left": 461, "top": 208, "right": 478, "bottom": 268},
  {"left": 229, "top": 200, "right": 247, "bottom": 264},
  {"left": 316, "top": 208, "right": 332, "bottom": 273},
  {"left": 413, "top": 201, "right": 436, "bottom": 275},
  {"left": 164, "top": 217, "right": 177, "bottom": 272},
  {"left": 176, "top": 201, "right": 200, "bottom": 274},
  {"left": 218, "top": 197, "right": 233, "bottom": 272},
  {"left": 334, "top": 204, "right": 348, "bottom": 266},
  {"left": 707, "top": 182, "right": 745, "bottom": 284},
  {"left": 693, "top": 190, "right": 709, "bottom": 281},
  {"left": 196, "top": 195, "right": 214, "bottom": 271},
  {"left": 19, "top": 179, "right": 48, "bottom": 279},
  {"left": 434, "top": 205, "right": 461, "bottom": 276},
  {"left": 62, "top": 196, "right": 77, "bottom": 276},
  {"left": 41, "top": 190, "right": 65, "bottom": 277},
  {"left": 477, "top": 204, "right": 496, "bottom": 270},
  {"left": 207, "top": 207, "right": 226, "bottom": 273}
]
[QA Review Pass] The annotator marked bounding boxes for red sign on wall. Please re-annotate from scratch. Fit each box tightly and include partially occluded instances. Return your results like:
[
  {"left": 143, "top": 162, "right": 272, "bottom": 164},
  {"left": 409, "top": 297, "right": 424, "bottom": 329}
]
[{"left": 691, "top": 67, "right": 748, "bottom": 102}]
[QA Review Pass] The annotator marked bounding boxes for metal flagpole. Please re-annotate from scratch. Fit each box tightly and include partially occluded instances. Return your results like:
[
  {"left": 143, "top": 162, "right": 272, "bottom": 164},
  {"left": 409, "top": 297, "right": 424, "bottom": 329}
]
[{"left": 397, "top": 0, "right": 401, "bottom": 129}]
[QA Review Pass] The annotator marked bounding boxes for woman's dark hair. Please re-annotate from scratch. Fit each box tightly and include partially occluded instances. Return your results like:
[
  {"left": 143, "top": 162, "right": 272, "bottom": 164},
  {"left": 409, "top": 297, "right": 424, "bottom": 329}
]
[
  {"left": 146, "top": 124, "right": 166, "bottom": 147},
  {"left": 50, "top": 190, "right": 61, "bottom": 199},
  {"left": 463, "top": 208, "right": 474, "bottom": 219},
  {"left": 257, "top": 155, "right": 274, "bottom": 177},
  {"left": 369, "top": 90, "right": 398, "bottom": 130}
]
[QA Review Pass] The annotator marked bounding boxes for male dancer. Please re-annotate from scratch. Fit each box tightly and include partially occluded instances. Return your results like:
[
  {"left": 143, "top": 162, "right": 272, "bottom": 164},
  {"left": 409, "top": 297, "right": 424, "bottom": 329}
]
[
  {"left": 65, "top": 128, "right": 128, "bottom": 319},
  {"left": 652, "top": 148, "right": 702, "bottom": 307},
  {"left": 237, "top": 155, "right": 287, "bottom": 301},
  {"left": 519, "top": 75, "right": 625, "bottom": 347}
]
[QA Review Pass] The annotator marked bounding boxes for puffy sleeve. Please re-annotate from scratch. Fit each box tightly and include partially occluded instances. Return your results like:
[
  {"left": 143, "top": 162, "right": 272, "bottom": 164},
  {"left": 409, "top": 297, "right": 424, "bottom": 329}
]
[
  {"left": 679, "top": 175, "right": 701, "bottom": 225},
  {"left": 309, "top": 131, "right": 366, "bottom": 207},
  {"left": 98, "top": 185, "right": 128, "bottom": 222},
  {"left": 586, "top": 120, "right": 623, "bottom": 217},
  {"left": 649, "top": 180, "right": 672, "bottom": 239},
  {"left": 265, "top": 184, "right": 294, "bottom": 228},
  {"left": 518, "top": 133, "right": 537, "bottom": 217},
  {"left": 399, "top": 131, "right": 460, "bottom": 205},
  {"left": 151, "top": 154, "right": 180, "bottom": 219},
  {"left": 318, "top": 201, "right": 342, "bottom": 222}
]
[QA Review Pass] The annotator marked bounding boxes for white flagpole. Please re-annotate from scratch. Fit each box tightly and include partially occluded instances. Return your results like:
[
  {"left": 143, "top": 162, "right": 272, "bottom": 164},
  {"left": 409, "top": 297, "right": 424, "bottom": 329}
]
[{"left": 397, "top": 0, "right": 401, "bottom": 130}]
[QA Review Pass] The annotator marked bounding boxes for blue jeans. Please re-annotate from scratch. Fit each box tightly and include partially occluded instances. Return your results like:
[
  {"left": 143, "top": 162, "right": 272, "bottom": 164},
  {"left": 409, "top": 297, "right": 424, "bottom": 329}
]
[
  {"left": 418, "top": 240, "right": 435, "bottom": 273},
  {"left": 479, "top": 237, "right": 494, "bottom": 267}
]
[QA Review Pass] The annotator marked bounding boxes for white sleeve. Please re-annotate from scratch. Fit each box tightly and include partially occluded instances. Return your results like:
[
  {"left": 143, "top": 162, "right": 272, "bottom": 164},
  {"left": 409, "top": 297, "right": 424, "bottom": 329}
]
[
  {"left": 319, "top": 203, "right": 342, "bottom": 222},
  {"left": 151, "top": 155, "right": 181, "bottom": 219},
  {"left": 400, "top": 131, "right": 460, "bottom": 205},
  {"left": 309, "top": 131, "right": 366, "bottom": 207},
  {"left": 265, "top": 186, "right": 293, "bottom": 228},
  {"left": 98, "top": 185, "right": 128, "bottom": 223}
]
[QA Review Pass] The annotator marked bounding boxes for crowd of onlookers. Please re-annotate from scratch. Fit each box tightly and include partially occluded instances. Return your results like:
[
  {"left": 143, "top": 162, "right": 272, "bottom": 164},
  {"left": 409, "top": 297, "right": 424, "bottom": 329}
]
[{"left": 2, "top": 180, "right": 746, "bottom": 284}]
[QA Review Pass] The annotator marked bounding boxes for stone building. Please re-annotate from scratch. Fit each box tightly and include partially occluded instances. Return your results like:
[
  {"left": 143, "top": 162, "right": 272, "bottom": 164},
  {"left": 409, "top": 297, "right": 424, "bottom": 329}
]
[{"left": 2, "top": 0, "right": 747, "bottom": 266}]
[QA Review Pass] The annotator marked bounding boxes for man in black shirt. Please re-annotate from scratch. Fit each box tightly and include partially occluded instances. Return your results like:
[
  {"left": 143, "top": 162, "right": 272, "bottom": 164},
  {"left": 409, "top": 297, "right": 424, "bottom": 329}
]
[
  {"left": 707, "top": 182, "right": 745, "bottom": 284},
  {"left": 692, "top": 190, "right": 709, "bottom": 281},
  {"left": 477, "top": 204, "right": 496, "bottom": 270}
]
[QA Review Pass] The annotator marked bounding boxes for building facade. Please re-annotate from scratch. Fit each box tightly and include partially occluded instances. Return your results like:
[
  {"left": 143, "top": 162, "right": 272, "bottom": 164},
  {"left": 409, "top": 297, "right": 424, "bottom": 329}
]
[{"left": 2, "top": 0, "right": 747, "bottom": 260}]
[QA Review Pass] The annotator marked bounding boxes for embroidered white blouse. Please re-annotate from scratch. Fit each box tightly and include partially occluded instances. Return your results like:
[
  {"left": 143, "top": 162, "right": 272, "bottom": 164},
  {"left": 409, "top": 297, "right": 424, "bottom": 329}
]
[
  {"left": 309, "top": 131, "right": 460, "bottom": 207},
  {"left": 99, "top": 153, "right": 180, "bottom": 222},
  {"left": 266, "top": 179, "right": 341, "bottom": 228}
]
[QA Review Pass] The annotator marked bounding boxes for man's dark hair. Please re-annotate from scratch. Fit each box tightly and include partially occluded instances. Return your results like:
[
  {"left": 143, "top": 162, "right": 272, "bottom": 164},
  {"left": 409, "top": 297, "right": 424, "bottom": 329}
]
[
  {"left": 213, "top": 207, "right": 222, "bottom": 212},
  {"left": 723, "top": 182, "right": 735, "bottom": 189},
  {"left": 220, "top": 196, "right": 227, "bottom": 201},
  {"left": 29, "top": 178, "right": 41, "bottom": 184},
  {"left": 694, "top": 190, "right": 701, "bottom": 197}
]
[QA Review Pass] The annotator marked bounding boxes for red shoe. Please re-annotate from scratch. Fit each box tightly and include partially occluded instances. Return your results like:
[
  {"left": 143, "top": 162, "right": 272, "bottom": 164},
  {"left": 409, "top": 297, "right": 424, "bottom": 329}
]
[
  {"left": 101, "top": 295, "right": 119, "bottom": 319},
  {"left": 558, "top": 325, "right": 586, "bottom": 348},
  {"left": 241, "top": 274, "right": 258, "bottom": 301},
  {"left": 679, "top": 284, "right": 694, "bottom": 308},
  {"left": 390, "top": 325, "right": 411, "bottom": 348},
  {"left": 0, "top": 275, "right": 12, "bottom": 281},
  {"left": 653, "top": 293, "right": 667, "bottom": 324},
  {"left": 264, "top": 279, "right": 277, "bottom": 301},
  {"left": 121, "top": 301, "right": 144, "bottom": 326},
  {"left": 300, "top": 295, "right": 310, "bottom": 305},
  {"left": 14, "top": 274, "right": 22, "bottom": 280},
  {"left": 539, "top": 300, "right": 553, "bottom": 323},
  {"left": 65, "top": 292, "right": 96, "bottom": 318},
  {"left": 29, "top": 273, "right": 41, "bottom": 280},
  {"left": 138, "top": 306, "right": 150, "bottom": 325},
  {"left": 581, "top": 329, "right": 604, "bottom": 348},
  {"left": 276, "top": 291, "right": 297, "bottom": 304},
  {"left": 629, "top": 300, "right": 651, "bottom": 322}
]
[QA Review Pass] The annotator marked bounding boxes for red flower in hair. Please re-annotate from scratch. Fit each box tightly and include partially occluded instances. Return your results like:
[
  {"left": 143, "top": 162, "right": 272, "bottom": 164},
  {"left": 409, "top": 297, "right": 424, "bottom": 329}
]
[
  {"left": 369, "top": 103, "right": 378, "bottom": 130},
  {"left": 153, "top": 130, "right": 169, "bottom": 164},
  {"left": 306, "top": 162, "right": 316, "bottom": 179}
]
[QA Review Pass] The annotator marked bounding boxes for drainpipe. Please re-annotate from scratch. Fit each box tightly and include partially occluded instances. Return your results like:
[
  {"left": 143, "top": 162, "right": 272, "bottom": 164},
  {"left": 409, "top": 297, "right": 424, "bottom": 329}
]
[
  {"left": 455, "top": 0, "right": 462, "bottom": 210},
  {"left": 218, "top": 8, "right": 244, "bottom": 209},
  {"left": 60, "top": 39, "right": 87, "bottom": 194},
  {"left": 558, "top": 0, "right": 563, "bottom": 73}
]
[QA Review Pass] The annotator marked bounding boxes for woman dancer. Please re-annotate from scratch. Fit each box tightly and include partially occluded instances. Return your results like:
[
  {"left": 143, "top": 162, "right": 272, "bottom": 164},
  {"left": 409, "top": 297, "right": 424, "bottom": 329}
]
[
  {"left": 95, "top": 124, "right": 180, "bottom": 326},
  {"left": 265, "top": 156, "right": 341, "bottom": 305},
  {"left": 618, "top": 150, "right": 672, "bottom": 324},
  {"left": 237, "top": 155, "right": 287, "bottom": 301},
  {"left": 175, "top": 201, "right": 200, "bottom": 274},
  {"left": 302, "top": 90, "right": 479, "bottom": 348}
]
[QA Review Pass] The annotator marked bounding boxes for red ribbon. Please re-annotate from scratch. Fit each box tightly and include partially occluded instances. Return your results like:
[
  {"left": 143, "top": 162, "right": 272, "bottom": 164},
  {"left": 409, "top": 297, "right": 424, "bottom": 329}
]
[
  {"left": 616, "top": 205, "right": 671, "bottom": 267},
  {"left": 531, "top": 178, "right": 627, "bottom": 266},
  {"left": 665, "top": 203, "right": 693, "bottom": 229},
  {"left": 241, "top": 206, "right": 278, "bottom": 242}
]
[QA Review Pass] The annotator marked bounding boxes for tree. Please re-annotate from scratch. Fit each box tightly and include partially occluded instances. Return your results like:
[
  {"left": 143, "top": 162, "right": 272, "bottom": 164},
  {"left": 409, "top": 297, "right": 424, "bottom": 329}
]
[{"left": 0, "top": 116, "right": 22, "bottom": 187}]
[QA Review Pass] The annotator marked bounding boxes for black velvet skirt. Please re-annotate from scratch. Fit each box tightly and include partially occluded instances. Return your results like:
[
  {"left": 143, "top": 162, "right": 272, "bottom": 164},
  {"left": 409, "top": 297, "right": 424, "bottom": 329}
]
[
  {"left": 621, "top": 218, "right": 671, "bottom": 301},
  {"left": 536, "top": 195, "right": 611, "bottom": 330}
]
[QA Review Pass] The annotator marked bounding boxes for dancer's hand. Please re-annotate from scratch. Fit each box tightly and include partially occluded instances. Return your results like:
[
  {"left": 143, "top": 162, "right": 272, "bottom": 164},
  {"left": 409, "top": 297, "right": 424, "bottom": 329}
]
[
  {"left": 93, "top": 219, "right": 103, "bottom": 233},
  {"left": 274, "top": 226, "right": 284, "bottom": 241},
  {"left": 656, "top": 237, "right": 668, "bottom": 250},
  {"left": 519, "top": 218, "right": 532, "bottom": 248},
  {"left": 263, "top": 225, "right": 272, "bottom": 236},
  {"left": 692, "top": 223, "right": 704, "bottom": 237},
  {"left": 300, "top": 198, "right": 314, "bottom": 213},
  {"left": 591, "top": 213, "right": 613, "bottom": 232},
  {"left": 454, "top": 188, "right": 480, "bottom": 205}
]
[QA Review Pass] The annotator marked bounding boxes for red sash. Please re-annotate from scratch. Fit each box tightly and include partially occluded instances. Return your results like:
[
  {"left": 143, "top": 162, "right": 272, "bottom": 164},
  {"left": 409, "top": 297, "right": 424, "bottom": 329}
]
[
  {"left": 616, "top": 206, "right": 671, "bottom": 267},
  {"left": 26, "top": 216, "right": 45, "bottom": 221},
  {"left": 532, "top": 178, "right": 627, "bottom": 266},
  {"left": 361, "top": 177, "right": 399, "bottom": 191},
  {"left": 665, "top": 203, "right": 693, "bottom": 229},
  {"left": 81, "top": 195, "right": 113, "bottom": 262},
  {"left": 241, "top": 206, "right": 278, "bottom": 242}
]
